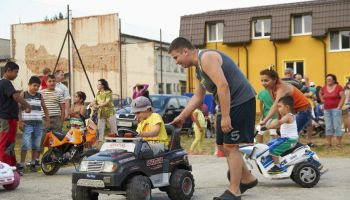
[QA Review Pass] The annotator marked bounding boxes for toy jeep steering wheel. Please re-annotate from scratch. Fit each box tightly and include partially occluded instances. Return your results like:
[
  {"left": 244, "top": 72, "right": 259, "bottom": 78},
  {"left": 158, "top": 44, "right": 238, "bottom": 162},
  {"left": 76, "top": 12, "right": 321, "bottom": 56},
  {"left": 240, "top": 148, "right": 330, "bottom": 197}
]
[{"left": 118, "top": 128, "right": 139, "bottom": 138}]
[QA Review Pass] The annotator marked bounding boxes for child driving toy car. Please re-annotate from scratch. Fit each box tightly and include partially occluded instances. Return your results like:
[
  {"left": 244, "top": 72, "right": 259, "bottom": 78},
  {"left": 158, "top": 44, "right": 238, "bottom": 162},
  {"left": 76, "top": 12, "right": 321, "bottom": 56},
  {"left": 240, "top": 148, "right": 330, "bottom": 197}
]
[
  {"left": 131, "top": 96, "right": 168, "bottom": 155},
  {"left": 264, "top": 95, "right": 299, "bottom": 174}
]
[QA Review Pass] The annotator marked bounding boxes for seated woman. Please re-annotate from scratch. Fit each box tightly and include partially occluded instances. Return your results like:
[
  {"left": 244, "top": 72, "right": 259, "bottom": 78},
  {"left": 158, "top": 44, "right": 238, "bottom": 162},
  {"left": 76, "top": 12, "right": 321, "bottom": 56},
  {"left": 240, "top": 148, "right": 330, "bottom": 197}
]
[{"left": 131, "top": 96, "right": 168, "bottom": 155}]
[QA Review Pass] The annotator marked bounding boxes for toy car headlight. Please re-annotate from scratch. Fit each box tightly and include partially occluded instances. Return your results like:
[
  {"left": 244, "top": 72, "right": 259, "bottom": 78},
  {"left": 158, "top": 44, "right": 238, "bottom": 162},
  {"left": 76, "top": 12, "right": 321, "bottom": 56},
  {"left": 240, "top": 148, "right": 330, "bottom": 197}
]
[
  {"left": 79, "top": 161, "right": 88, "bottom": 172},
  {"left": 103, "top": 161, "right": 118, "bottom": 172}
]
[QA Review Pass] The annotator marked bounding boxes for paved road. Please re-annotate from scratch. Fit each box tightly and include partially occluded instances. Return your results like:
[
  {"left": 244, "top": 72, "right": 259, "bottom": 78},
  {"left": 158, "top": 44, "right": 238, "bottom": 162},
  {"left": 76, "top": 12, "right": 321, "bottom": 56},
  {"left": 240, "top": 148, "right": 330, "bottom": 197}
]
[{"left": 1, "top": 156, "right": 350, "bottom": 200}]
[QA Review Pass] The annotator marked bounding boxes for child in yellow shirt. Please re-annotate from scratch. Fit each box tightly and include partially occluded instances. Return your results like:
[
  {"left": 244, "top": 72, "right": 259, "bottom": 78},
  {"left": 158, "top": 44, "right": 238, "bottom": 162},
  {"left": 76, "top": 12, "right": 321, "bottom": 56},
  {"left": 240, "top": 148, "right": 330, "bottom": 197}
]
[
  {"left": 131, "top": 96, "right": 168, "bottom": 155},
  {"left": 189, "top": 107, "right": 206, "bottom": 154}
]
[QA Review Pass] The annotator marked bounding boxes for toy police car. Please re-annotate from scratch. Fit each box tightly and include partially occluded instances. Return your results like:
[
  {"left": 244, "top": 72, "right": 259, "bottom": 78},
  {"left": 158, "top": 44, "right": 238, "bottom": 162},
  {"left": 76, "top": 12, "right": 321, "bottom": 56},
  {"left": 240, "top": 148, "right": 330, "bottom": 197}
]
[
  {"left": 0, "top": 161, "right": 20, "bottom": 190},
  {"left": 72, "top": 125, "right": 194, "bottom": 200}
]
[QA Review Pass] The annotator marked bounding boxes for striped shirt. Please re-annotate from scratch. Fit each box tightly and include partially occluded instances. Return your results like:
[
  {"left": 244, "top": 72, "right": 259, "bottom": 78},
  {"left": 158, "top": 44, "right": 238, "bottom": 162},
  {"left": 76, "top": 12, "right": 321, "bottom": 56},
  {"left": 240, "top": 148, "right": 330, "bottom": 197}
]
[
  {"left": 40, "top": 89, "right": 64, "bottom": 117},
  {"left": 22, "top": 92, "right": 43, "bottom": 123}
]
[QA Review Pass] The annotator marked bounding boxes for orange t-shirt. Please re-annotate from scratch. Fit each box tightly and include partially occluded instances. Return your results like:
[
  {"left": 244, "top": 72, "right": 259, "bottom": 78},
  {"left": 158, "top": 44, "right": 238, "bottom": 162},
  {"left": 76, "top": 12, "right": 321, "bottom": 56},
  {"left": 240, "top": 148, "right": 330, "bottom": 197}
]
[{"left": 272, "top": 83, "right": 310, "bottom": 111}]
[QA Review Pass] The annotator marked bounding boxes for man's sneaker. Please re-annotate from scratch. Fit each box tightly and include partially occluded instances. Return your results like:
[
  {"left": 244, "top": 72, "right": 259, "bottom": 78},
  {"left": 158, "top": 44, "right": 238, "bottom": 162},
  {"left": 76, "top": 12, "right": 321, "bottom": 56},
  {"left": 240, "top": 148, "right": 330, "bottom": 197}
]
[
  {"left": 268, "top": 165, "right": 283, "bottom": 174},
  {"left": 16, "top": 163, "right": 25, "bottom": 176}
]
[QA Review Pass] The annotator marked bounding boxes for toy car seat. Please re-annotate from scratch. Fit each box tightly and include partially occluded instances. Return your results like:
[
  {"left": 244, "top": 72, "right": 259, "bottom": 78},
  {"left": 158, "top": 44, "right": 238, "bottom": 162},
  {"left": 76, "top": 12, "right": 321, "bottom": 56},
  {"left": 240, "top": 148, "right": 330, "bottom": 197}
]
[{"left": 165, "top": 125, "right": 181, "bottom": 151}]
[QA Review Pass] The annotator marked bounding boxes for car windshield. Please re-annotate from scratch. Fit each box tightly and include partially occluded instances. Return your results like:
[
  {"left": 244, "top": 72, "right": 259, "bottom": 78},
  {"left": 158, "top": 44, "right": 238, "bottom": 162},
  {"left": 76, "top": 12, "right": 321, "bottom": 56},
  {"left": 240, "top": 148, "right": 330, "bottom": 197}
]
[{"left": 150, "top": 95, "right": 168, "bottom": 110}]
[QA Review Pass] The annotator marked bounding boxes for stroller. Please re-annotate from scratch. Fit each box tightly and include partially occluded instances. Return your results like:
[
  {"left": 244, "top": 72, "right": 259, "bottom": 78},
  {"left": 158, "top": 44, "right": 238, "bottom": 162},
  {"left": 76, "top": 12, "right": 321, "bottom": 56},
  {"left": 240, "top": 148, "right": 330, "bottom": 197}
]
[{"left": 301, "top": 102, "right": 325, "bottom": 137}]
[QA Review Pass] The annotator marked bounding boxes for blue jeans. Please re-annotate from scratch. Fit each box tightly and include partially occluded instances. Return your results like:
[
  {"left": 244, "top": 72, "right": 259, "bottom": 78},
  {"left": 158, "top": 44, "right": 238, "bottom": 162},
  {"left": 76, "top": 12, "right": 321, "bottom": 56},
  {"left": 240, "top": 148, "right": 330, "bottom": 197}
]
[
  {"left": 21, "top": 122, "right": 43, "bottom": 151},
  {"left": 296, "top": 109, "right": 312, "bottom": 133},
  {"left": 324, "top": 109, "right": 342, "bottom": 136}
]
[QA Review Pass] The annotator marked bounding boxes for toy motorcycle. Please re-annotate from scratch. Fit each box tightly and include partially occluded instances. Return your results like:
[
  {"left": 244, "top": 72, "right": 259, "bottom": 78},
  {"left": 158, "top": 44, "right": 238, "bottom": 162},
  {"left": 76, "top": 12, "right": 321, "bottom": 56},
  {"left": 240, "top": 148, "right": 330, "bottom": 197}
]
[
  {"left": 230, "top": 125, "right": 327, "bottom": 188},
  {"left": 41, "top": 117, "right": 99, "bottom": 175}
]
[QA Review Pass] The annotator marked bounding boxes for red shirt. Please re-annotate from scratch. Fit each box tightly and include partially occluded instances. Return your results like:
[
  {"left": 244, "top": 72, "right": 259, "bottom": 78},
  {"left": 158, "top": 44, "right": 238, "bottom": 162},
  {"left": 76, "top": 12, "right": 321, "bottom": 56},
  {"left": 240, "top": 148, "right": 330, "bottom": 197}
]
[
  {"left": 41, "top": 75, "right": 48, "bottom": 90},
  {"left": 321, "top": 85, "right": 343, "bottom": 109}
]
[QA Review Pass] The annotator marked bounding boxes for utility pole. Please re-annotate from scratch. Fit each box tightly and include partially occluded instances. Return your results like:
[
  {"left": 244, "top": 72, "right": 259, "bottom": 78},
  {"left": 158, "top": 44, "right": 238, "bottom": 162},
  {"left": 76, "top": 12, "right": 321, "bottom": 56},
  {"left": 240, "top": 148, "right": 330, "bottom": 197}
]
[
  {"left": 67, "top": 5, "right": 73, "bottom": 97},
  {"left": 160, "top": 29, "right": 163, "bottom": 94},
  {"left": 119, "top": 18, "right": 123, "bottom": 107}
]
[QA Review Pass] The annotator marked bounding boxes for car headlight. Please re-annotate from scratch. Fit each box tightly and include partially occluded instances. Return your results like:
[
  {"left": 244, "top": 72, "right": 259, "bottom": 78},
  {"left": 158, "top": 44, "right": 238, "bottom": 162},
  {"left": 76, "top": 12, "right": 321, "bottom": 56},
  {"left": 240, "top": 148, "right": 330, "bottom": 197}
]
[
  {"left": 103, "top": 161, "right": 118, "bottom": 172},
  {"left": 80, "top": 161, "right": 88, "bottom": 172}
]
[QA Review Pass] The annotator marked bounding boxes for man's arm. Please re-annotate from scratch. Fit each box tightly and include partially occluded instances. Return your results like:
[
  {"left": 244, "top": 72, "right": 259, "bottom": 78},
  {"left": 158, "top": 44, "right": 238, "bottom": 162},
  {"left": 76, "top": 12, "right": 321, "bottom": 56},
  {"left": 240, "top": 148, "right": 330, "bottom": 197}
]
[
  {"left": 64, "top": 99, "right": 70, "bottom": 119},
  {"left": 201, "top": 51, "right": 232, "bottom": 133},
  {"left": 18, "top": 92, "right": 25, "bottom": 130},
  {"left": 59, "top": 103, "right": 65, "bottom": 121},
  {"left": 41, "top": 95, "right": 50, "bottom": 128},
  {"left": 13, "top": 93, "right": 31, "bottom": 112}
]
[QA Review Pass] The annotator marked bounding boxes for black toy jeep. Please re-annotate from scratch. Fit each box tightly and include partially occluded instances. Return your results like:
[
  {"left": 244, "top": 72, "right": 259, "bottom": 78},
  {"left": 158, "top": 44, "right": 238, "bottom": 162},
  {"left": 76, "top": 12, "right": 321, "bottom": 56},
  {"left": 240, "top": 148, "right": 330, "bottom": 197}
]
[{"left": 71, "top": 125, "right": 194, "bottom": 200}]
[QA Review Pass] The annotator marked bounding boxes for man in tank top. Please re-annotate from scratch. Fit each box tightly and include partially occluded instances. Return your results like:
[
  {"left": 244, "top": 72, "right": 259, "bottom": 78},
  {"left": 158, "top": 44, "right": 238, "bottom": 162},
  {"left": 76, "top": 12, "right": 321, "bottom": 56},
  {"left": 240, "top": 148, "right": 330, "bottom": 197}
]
[{"left": 169, "top": 37, "right": 257, "bottom": 200}]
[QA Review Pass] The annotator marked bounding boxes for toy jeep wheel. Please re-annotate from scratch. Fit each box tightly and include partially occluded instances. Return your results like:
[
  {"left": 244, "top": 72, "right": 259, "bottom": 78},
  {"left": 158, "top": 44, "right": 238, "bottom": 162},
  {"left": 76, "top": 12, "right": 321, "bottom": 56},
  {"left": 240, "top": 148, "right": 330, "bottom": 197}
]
[
  {"left": 126, "top": 175, "right": 152, "bottom": 200},
  {"left": 3, "top": 171, "right": 20, "bottom": 190},
  {"left": 292, "top": 162, "right": 320, "bottom": 188},
  {"left": 167, "top": 169, "right": 194, "bottom": 200},
  {"left": 72, "top": 184, "right": 98, "bottom": 200},
  {"left": 41, "top": 149, "right": 60, "bottom": 175}
]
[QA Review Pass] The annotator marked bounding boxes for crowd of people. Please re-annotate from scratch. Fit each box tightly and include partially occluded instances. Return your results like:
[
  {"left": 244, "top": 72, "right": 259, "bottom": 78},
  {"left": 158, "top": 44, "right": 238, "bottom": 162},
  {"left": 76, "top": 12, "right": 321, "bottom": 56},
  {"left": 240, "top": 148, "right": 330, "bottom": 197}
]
[{"left": 0, "top": 36, "right": 349, "bottom": 199}]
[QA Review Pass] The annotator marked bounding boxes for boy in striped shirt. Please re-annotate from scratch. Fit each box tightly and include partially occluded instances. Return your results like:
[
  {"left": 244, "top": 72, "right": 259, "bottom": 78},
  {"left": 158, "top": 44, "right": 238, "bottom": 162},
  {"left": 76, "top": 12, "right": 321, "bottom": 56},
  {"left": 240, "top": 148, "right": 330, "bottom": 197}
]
[
  {"left": 18, "top": 76, "right": 50, "bottom": 172},
  {"left": 40, "top": 75, "right": 65, "bottom": 133}
]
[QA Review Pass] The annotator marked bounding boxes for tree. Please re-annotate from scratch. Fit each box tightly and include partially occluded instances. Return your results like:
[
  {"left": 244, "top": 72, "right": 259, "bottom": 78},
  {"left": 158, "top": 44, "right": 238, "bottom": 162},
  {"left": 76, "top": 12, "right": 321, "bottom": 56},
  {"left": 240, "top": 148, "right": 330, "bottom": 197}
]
[{"left": 43, "top": 12, "right": 66, "bottom": 21}]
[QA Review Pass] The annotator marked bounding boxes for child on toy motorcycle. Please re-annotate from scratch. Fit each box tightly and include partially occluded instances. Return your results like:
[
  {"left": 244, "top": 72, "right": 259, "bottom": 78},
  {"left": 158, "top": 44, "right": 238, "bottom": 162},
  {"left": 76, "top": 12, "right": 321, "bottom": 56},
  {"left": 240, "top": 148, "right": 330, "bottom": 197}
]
[
  {"left": 264, "top": 95, "right": 299, "bottom": 174},
  {"left": 131, "top": 96, "right": 168, "bottom": 155},
  {"left": 65, "top": 91, "right": 87, "bottom": 143}
]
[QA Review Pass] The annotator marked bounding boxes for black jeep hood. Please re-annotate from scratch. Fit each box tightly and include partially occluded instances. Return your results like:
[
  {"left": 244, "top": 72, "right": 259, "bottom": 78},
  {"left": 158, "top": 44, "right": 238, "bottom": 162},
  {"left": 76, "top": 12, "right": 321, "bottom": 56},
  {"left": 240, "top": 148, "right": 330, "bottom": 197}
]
[{"left": 85, "top": 149, "right": 136, "bottom": 162}]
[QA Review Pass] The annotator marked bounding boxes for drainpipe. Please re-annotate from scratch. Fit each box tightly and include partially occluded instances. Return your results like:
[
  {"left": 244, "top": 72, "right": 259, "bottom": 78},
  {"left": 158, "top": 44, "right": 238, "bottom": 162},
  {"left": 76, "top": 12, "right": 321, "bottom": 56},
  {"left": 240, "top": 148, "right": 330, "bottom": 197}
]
[
  {"left": 317, "top": 38, "right": 327, "bottom": 79},
  {"left": 237, "top": 48, "right": 240, "bottom": 67},
  {"left": 243, "top": 45, "right": 249, "bottom": 79},
  {"left": 273, "top": 42, "right": 278, "bottom": 72}
]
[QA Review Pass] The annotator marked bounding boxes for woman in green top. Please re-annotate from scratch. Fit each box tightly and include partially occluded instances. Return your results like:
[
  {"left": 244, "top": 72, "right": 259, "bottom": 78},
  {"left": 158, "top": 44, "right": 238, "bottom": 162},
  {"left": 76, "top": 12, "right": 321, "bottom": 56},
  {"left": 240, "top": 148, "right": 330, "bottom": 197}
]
[{"left": 90, "top": 79, "right": 118, "bottom": 142}]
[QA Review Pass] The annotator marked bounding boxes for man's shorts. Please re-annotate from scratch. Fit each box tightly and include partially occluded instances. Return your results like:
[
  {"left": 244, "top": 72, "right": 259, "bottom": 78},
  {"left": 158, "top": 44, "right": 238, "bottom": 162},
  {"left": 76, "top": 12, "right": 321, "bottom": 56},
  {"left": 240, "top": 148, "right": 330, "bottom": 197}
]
[{"left": 216, "top": 98, "right": 256, "bottom": 146}]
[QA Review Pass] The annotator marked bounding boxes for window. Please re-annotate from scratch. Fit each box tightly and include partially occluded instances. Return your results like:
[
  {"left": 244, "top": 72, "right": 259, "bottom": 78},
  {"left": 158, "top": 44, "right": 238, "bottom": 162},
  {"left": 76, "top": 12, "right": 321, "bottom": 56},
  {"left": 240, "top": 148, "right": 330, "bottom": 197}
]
[
  {"left": 285, "top": 61, "right": 304, "bottom": 76},
  {"left": 330, "top": 31, "right": 350, "bottom": 51},
  {"left": 178, "top": 97, "right": 189, "bottom": 109},
  {"left": 158, "top": 83, "right": 163, "bottom": 94},
  {"left": 166, "top": 83, "right": 172, "bottom": 94},
  {"left": 207, "top": 22, "right": 224, "bottom": 42},
  {"left": 253, "top": 18, "right": 271, "bottom": 38},
  {"left": 292, "top": 15, "right": 312, "bottom": 35},
  {"left": 167, "top": 98, "right": 179, "bottom": 109}
]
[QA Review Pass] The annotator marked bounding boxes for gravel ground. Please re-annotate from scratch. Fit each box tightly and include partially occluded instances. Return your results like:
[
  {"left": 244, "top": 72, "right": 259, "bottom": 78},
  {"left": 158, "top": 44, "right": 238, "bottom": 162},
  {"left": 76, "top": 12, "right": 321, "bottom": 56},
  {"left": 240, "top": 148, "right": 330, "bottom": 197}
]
[{"left": 1, "top": 156, "right": 350, "bottom": 200}]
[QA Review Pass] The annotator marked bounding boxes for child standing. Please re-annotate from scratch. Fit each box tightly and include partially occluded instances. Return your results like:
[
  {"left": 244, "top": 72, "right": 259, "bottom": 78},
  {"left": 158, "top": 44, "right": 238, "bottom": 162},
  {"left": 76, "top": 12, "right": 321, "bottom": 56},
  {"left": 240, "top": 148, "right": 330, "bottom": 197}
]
[
  {"left": 40, "top": 67, "right": 51, "bottom": 90},
  {"left": 257, "top": 89, "right": 278, "bottom": 143},
  {"left": 0, "top": 62, "right": 31, "bottom": 168},
  {"left": 265, "top": 95, "right": 299, "bottom": 174},
  {"left": 189, "top": 107, "right": 206, "bottom": 154},
  {"left": 40, "top": 74, "right": 65, "bottom": 152},
  {"left": 18, "top": 76, "right": 50, "bottom": 172}
]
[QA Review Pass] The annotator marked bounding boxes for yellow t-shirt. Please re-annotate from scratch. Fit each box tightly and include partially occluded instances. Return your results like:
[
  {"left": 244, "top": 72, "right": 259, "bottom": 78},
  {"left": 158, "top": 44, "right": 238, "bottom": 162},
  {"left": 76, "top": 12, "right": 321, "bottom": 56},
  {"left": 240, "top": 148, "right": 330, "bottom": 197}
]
[{"left": 136, "top": 113, "right": 168, "bottom": 145}]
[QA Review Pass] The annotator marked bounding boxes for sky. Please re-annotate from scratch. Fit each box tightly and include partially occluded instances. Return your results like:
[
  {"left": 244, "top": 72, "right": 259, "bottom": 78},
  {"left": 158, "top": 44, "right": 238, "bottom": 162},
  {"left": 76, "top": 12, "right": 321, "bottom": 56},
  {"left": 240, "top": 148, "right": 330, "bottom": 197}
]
[{"left": 0, "top": 0, "right": 310, "bottom": 42}]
